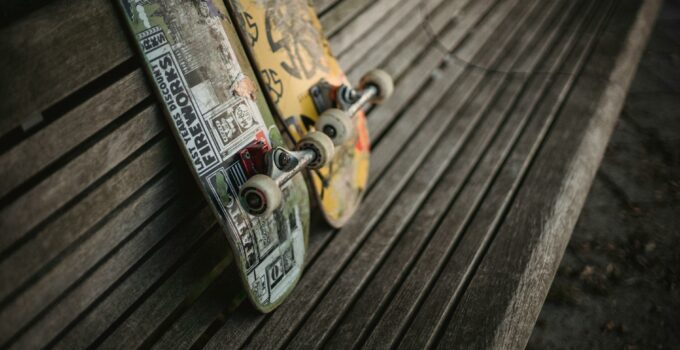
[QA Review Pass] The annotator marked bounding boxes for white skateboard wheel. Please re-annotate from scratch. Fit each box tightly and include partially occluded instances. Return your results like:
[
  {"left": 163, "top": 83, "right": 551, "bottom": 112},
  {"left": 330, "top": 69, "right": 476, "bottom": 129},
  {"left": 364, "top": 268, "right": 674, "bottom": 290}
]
[
  {"left": 298, "top": 131, "right": 335, "bottom": 169},
  {"left": 317, "top": 108, "right": 353, "bottom": 146},
  {"left": 240, "top": 174, "right": 282, "bottom": 216},
  {"left": 359, "top": 69, "right": 394, "bottom": 104}
]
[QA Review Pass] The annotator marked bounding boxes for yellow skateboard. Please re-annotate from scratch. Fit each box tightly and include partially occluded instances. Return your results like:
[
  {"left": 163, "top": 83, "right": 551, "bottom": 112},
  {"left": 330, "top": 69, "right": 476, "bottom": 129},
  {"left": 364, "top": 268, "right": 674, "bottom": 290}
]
[{"left": 227, "top": 0, "right": 394, "bottom": 228}]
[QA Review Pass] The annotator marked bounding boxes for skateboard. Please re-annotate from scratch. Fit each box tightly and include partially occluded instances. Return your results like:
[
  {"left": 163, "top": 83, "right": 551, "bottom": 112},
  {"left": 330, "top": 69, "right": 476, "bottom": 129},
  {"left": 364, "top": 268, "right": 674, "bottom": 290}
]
[
  {"left": 116, "top": 0, "right": 334, "bottom": 312},
  {"left": 226, "top": 0, "right": 394, "bottom": 228}
]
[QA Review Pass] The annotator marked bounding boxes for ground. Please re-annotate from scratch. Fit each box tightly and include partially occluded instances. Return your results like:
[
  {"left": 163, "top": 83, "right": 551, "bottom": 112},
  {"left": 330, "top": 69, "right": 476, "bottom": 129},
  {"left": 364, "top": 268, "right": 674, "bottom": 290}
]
[{"left": 527, "top": 1, "right": 680, "bottom": 349}]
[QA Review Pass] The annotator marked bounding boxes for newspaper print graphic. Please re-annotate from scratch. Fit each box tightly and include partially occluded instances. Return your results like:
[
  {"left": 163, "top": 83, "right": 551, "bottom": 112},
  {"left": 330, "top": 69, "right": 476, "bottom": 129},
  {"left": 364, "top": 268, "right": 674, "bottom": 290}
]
[{"left": 119, "top": 0, "right": 308, "bottom": 310}]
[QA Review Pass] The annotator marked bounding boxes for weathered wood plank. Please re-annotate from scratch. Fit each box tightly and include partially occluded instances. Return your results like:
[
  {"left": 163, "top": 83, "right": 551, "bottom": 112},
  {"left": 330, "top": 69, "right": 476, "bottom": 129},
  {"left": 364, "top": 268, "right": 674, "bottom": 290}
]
[
  {"left": 96, "top": 231, "right": 230, "bottom": 350},
  {"left": 0, "top": 136, "right": 173, "bottom": 305},
  {"left": 297, "top": 1, "right": 574, "bottom": 346},
  {"left": 0, "top": 0, "right": 132, "bottom": 135},
  {"left": 5, "top": 170, "right": 199, "bottom": 349},
  {"left": 150, "top": 266, "right": 242, "bottom": 350},
  {"left": 0, "top": 167, "right": 177, "bottom": 345},
  {"left": 368, "top": 0, "right": 523, "bottom": 184},
  {"left": 0, "top": 1, "right": 55, "bottom": 25},
  {"left": 437, "top": 1, "right": 661, "bottom": 348},
  {"left": 0, "top": 69, "right": 149, "bottom": 200},
  {"left": 364, "top": 0, "right": 503, "bottom": 144},
  {"left": 312, "top": 0, "right": 341, "bottom": 15},
  {"left": 319, "top": 0, "right": 375, "bottom": 37},
  {"left": 11, "top": 195, "right": 200, "bottom": 350},
  {"left": 337, "top": 0, "right": 454, "bottom": 71},
  {"left": 50, "top": 206, "right": 215, "bottom": 349},
  {"left": 346, "top": 0, "right": 473, "bottom": 84},
  {"left": 0, "top": 105, "right": 165, "bottom": 255},
  {"left": 328, "top": 0, "right": 408, "bottom": 57},
  {"left": 361, "top": 0, "right": 574, "bottom": 346},
  {"left": 370, "top": 0, "right": 497, "bottom": 82},
  {"left": 203, "top": 302, "right": 263, "bottom": 350},
  {"left": 394, "top": 2, "right": 604, "bottom": 347}
]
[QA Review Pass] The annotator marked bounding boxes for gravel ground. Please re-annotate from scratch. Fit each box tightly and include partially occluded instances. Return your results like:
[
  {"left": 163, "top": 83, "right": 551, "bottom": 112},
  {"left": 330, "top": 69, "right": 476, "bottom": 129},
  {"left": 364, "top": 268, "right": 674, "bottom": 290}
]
[{"left": 527, "top": 1, "right": 680, "bottom": 349}]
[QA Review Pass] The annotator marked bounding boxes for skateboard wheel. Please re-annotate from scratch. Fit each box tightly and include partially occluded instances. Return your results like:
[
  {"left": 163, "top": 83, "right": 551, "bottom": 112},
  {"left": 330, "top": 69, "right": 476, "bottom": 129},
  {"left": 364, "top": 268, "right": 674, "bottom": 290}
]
[
  {"left": 360, "top": 69, "right": 394, "bottom": 104},
  {"left": 298, "top": 131, "right": 335, "bottom": 170},
  {"left": 240, "top": 174, "right": 282, "bottom": 216},
  {"left": 317, "top": 108, "right": 353, "bottom": 146}
]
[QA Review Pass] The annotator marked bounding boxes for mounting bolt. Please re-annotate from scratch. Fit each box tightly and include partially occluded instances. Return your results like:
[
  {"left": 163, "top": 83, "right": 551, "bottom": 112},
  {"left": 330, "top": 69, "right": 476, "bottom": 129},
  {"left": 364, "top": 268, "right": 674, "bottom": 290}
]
[
  {"left": 278, "top": 151, "right": 291, "bottom": 168},
  {"left": 323, "top": 125, "right": 337, "bottom": 138}
]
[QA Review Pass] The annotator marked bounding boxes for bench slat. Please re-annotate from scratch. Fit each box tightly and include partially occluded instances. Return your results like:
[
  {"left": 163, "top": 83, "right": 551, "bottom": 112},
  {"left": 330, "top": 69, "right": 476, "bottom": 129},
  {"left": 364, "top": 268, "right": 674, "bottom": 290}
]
[
  {"left": 0, "top": 136, "right": 174, "bottom": 306},
  {"left": 51, "top": 207, "right": 215, "bottom": 349},
  {"left": 7, "top": 169, "right": 194, "bottom": 349},
  {"left": 437, "top": 1, "right": 660, "bottom": 348},
  {"left": 322, "top": 1, "right": 581, "bottom": 346},
  {"left": 394, "top": 2, "right": 608, "bottom": 347},
  {"left": 0, "top": 69, "right": 149, "bottom": 200},
  {"left": 319, "top": 0, "right": 375, "bottom": 37},
  {"left": 337, "top": 0, "right": 454, "bottom": 75},
  {"left": 0, "top": 105, "right": 164, "bottom": 255},
  {"left": 328, "top": 0, "right": 408, "bottom": 57},
  {"left": 150, "top": 267, "right": 241, "bottom": 350},
  {"left": 96, "top": 231, "right": 230, "bottom": 350},
  {"left": 364, "top": 0, "right": 500, "bottom": 143},
  {"left": 0, "top": 0, "right": 131, "bottom": 136}
]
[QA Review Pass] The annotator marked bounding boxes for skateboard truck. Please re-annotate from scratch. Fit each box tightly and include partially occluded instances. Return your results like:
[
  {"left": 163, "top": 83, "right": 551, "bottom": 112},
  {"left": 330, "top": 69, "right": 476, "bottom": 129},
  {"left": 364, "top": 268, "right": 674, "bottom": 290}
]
[
  {"left": 314, "top": 69, "right": 394, "bottom": 146},
  {"left": 239, "top": 131, "right": 334, "bottom": 216}
]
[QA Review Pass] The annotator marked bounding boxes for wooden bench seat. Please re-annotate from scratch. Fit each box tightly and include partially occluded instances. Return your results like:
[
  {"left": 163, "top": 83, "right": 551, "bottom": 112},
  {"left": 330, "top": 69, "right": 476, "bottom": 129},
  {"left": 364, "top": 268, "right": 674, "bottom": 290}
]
[{"left": 0, "top": 0, "right": 660, "bottom": 348}]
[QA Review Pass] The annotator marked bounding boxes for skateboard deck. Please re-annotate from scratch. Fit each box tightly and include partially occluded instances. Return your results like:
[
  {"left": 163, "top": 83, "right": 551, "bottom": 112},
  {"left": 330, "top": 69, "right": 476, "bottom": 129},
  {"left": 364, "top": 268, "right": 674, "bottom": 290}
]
[
  {"left": 117, "top": 0, "right": 310, "bottom": 312},
  {"left": 227, "top": 0, "right": 370, "bottom": 228}
]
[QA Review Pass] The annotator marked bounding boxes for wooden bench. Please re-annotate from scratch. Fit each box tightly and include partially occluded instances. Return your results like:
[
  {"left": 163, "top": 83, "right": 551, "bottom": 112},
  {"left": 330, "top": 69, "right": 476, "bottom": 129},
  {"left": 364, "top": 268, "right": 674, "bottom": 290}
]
[{"left": 0, "top": 0, "right": 660, "bottom": 348}]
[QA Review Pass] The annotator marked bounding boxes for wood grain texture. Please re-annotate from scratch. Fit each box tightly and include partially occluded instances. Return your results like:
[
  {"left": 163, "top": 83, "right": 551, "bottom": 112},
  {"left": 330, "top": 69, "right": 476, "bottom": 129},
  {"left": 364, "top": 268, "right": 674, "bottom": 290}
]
[
  {"left": 397, "top": 2, "right": 606, "bottom": 347},
  {"left": 0, "top": 0, "right": 657, "bottom": 348},
  {"left": 51, "top": 207, "right": 216, "bottom": 349},
  {"left": 365, "top": 0, "right": 502, "bottom": 156},
  {"left": 6, "top": 168, "right": 189, "bottom": 349},
  {"left": 323, "top": 0, "right": 590, "bottom": 343},
  {"left": 0, "top": 0, "right": 132, "bottom": 136},
  {"left": 0, "top": 136, "right": 174, "bottom": 305},
  {"left": 0, "top": 69, "right": 149, "bottom": 199},
  {"left": 10, "top": 185, "right": 200, "bottom": 349},
  {"left": 96, "top": 232, "right": 231, "bottom": 350},
  {"left": 359, "top": 2, "right": 567, "bottom": 347},
  {"left": 437, "top": 1, "right": 661, "bottom": 348},
  {"left": 319, "top": 0, "right": 375, "bottom": 37},
  {"left": 0, "top": 105, "right": 165, "bottom": 255},
  {"left": 328, "top": 0, "right": 406, "bottom": 57}
]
